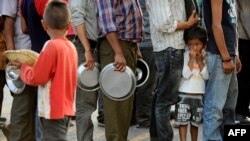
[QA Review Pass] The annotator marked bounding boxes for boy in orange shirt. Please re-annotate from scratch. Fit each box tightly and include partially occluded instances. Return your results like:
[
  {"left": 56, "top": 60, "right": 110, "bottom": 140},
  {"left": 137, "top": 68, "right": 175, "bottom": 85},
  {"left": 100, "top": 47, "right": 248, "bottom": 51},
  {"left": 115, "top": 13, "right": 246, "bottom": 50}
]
[{"left": 13, "top": 0, "right": 78, "bottom": 140}]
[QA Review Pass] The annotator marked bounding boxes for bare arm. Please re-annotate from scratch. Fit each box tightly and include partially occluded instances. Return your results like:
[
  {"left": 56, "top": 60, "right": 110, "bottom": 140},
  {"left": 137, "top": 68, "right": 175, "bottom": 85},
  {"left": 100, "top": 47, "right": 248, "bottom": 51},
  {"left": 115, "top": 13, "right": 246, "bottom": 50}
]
[
  {"left": 106, "top": 32, "right": 126, "bottom": 72},
  {"left": 3, "top": 16, "right": 15, "bottom": 50},
  {"left": 75, "top": 23, "right": 95, "bottom": 70},
  {"left": 176, "top": 10, "right": 199, "bottom": 30},
  {"left": 211, "top": 0, "right": 234, "bottom": 73},
  {"left": 21, "top": 16, "right": 29, "bottom": 34}
]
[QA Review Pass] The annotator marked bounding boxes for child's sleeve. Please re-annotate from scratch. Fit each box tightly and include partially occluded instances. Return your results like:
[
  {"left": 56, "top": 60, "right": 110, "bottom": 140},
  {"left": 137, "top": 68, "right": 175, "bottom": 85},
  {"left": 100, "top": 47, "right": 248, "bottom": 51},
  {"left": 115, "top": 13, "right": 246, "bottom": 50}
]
[
  {"left": 182, "top": 52, "right": 193, "bottom": 79},
  {"left": 20, "top": 42, "right": 55, "bottom": 85},
  {"left": 200, "top": 64, "right": 209, "bottom": 80}
]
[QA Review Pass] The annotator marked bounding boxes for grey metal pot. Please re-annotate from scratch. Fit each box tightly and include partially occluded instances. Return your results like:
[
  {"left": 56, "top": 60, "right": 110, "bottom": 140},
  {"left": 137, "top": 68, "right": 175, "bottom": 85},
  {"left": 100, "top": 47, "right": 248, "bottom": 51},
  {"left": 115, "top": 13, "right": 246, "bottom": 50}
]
[
  {"left": 5, "top": 64, "right": 26, "bottom": 94},
  {"left": 136, "top": 59, "right": 150, "bottom": 88},
  {"left": 77, "top": 62, "right": 100, "bottom": 91}
]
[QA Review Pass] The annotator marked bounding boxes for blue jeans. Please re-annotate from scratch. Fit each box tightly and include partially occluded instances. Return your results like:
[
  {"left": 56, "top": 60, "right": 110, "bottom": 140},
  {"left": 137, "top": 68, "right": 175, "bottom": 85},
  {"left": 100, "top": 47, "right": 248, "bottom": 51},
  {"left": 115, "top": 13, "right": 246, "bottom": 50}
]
[
  {"left": 74, "top": 39, "right": 99, "bottom": 141},
  {"left": 203, "top": 52, "right": 238, "bottom": 141},
  {"left": 150, "top": 47, "right": 184, "bottom": 141},
  {"left": 36, "top": 109, "right": 42, "bottom": 141}
]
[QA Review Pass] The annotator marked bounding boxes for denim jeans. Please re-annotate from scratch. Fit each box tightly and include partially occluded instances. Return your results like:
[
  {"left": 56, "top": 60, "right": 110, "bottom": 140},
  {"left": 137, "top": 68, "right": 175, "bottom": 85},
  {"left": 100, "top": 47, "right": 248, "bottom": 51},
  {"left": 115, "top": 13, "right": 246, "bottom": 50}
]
[
  {"left": 203, "top": 52, "right": 238, "bottom": 141},
  {"left": 150, "top": 47, "right": 184, "bottom": 141},
  {"left": 74, "top": 39, "right": 99, "bottom": 141},
  {"left": 36, "top": 109, "right": 42, "bottom": 141}
]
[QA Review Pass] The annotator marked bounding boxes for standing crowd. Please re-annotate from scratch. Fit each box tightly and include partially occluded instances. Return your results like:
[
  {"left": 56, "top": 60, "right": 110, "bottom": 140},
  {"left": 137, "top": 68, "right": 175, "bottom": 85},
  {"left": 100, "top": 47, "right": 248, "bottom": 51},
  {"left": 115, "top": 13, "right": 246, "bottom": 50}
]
[{"left": 0, "top": 0, "right": 249, "bottom": 141}]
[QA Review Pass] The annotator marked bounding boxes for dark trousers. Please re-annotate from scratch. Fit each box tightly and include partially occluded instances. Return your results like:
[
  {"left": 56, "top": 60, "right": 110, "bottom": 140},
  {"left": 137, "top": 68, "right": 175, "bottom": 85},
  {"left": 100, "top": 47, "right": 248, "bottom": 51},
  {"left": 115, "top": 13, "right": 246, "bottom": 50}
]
[
  {"left": 0, "top": 70, "right": 5, "bottom": 117},
  {"left": 235, "top": 39, "right": 250, "bottom": 116},
  {"left": 9, "top": 85, "right": 37, "bottom": 141},
  {"left": 135, "top": 47, "right": 156, "bottom": 125},
  {"left": 99, "top": 39, "right": 136, "bottom": 141},
  {"left": 40, "top": 116, "right": 71, "bottom": 141}
]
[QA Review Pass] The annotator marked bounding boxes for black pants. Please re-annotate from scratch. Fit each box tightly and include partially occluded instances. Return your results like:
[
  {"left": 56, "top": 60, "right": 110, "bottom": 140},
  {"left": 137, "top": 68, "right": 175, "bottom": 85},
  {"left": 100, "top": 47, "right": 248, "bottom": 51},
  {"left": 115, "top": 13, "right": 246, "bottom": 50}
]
[
  {"left": 235, "top": 39, "right": 250, "bottom": 117},
  {"left": 9, "top": 85, "right": 37, "bottom": 141},
  {"left": 0, "top": 70, "right": 6, "bottom": 117},
  {"left": 135, "top": 47, "right": 157, "bottom": 125}
]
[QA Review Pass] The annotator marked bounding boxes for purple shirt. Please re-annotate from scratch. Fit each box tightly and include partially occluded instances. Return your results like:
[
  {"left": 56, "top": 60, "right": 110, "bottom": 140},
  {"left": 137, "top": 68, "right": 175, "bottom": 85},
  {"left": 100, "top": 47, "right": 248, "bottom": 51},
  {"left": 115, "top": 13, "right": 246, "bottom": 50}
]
[{"left": 97, "top": 0, "right": 143, "bottom": 43}]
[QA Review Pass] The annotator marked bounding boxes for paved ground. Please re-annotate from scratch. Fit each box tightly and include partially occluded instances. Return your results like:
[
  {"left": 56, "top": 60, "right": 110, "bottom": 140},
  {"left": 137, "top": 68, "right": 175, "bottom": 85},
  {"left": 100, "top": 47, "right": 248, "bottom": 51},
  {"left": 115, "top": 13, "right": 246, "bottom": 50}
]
[{"left": 0, "top": 85, "right": 202, "bottom": 141}]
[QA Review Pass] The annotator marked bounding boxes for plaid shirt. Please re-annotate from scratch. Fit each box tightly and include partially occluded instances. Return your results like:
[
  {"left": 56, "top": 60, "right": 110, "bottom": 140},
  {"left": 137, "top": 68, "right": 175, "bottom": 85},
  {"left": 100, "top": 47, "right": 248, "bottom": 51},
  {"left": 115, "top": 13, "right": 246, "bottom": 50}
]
[{"left": 97, "top": 0, "right": 143, "bottom": 43}]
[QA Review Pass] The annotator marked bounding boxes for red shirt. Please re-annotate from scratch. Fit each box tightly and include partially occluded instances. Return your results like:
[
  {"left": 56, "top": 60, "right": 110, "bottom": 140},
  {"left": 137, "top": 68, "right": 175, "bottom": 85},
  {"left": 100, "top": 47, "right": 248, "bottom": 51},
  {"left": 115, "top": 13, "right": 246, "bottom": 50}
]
[{"left": 20, "top": 38, "right": 78, "bottom": 119}]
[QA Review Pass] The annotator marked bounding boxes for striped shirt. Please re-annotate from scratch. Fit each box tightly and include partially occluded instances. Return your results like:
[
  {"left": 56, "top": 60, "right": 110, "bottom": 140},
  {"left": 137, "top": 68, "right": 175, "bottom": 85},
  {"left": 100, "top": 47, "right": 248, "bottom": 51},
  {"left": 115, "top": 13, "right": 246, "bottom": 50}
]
[
  {"left": 97, "top": 0, "right": 143, "bottom": 43},
  {"left": 146, "top": 0, "right": 186, "bottom": 52}
]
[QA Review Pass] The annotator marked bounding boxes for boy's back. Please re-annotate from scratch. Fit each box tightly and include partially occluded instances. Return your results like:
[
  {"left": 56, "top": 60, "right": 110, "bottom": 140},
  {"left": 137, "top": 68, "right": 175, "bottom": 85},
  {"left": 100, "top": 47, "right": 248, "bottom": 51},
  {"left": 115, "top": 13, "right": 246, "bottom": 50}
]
[{"left": 21, "top": 38, "right": 78, "bottom": 119}]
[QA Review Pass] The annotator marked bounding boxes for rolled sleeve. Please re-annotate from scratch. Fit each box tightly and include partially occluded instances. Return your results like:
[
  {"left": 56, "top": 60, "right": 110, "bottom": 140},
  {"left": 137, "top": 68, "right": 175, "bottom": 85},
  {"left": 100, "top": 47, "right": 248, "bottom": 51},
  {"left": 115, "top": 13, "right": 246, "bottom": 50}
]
[
  {"left": 157, "top": 19, "right": 178, "bottom": 33},
  {"left": 182, "top": 64, "right": 193, "bottom": 79},
  {"left": 70, "top": 0, "right": 87, "bottom": 27},
  {"left": 97, "top": 0, "right": 118, "bottom": 36}
]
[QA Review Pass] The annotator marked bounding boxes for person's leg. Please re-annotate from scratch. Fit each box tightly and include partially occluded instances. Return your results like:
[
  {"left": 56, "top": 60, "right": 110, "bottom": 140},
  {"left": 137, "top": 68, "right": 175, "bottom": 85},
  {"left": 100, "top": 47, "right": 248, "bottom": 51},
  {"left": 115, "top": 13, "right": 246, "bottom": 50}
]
[
  {"left": 9, "top": 85, "right": 37, "bottom": 141},
  {"left": 150, "top": 48, "right": 183, "bottom": 141},
  {"left": 175, "top": 94, "right": 192, "bottom": 141},
  {"left": 75, "top": 87, "right": 98, "bottom": 141},
  {"left": 190, "top": 125, "right": 198, "bottom": 141},
  {"left": 235, "top": 39, "right": 250, "bottom": 119},
  {"left": 35, "top": 109, "right": 42, "bottom": 141},
  {"left": 97, "top": 90, "right": 104, "bottom": 126},
  {"left": 0, "top": 70, "right": 5, "bottom": 119},
  {"left": 179, "top": 125, "right": 188, "bottom": 141},
  {"left": 99, "top": 39, "right": 136, "bottom": 141},
  {"left": 203, "top": 52, "right": 234, "bottom": 141},
  {"left": 136, "top": 47, "right": 156, "bottom": 128},
  {"left": 74, "top": 39, "right": 98, "bottom": 141},
  {"left": 220, "top": 59, "right": 238, "bottom": 139},
  {"left": 40, "top": 116, "right": 71, "bottom": 141},
  {"left": 190, "top": 95, "right": 203, "bottom": 141}
]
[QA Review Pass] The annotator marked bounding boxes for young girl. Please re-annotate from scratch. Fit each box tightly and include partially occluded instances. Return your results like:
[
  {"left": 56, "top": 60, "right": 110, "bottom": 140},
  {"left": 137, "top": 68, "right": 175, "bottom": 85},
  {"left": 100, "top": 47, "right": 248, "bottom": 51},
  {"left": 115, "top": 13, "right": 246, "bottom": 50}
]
[{"left": 175, "top": 26, "right": 208, "bottom": 141}]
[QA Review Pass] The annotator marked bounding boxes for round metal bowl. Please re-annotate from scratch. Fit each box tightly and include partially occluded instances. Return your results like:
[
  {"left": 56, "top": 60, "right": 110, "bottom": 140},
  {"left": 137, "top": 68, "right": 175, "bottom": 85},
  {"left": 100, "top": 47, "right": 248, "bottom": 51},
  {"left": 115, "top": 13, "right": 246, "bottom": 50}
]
[
  {"left": 136, "top": 59, "right": 150, "bottom": 87},
  {"left": 5, "top": 64, "right": 26, "bottom": 94},
  {"left": 99, "top": 63, "right": 136, "bottom": 101},
  {"left": 77, "top": 62, "right": 100, "bottom": 91}
]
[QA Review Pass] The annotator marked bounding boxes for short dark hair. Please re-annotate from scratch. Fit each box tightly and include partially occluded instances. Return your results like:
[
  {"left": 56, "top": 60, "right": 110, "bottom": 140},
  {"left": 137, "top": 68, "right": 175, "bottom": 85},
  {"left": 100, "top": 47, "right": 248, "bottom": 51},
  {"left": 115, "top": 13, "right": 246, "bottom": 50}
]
[
  {"left": 184, "top": 26, "right": 207, "bottom": 44},
  {"left": 43, "top": 0, "right": 70, "bottom": 30}
]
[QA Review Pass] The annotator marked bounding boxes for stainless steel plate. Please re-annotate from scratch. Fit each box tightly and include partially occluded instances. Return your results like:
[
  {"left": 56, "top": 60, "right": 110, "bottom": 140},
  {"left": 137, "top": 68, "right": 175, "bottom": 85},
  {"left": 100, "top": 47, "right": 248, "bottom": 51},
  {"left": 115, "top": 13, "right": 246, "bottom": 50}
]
[
  {"left": 99, "top": 63, "right": 136, "bottom": 101},
  {"left": 136, "top": 59, "right": 150, "bottom": 87},
  {"left": 77, "top": 62, "right": 100, "bottom": 91},
  {"left": 5, "top": 64, "right": 26, "bottom": 94}
]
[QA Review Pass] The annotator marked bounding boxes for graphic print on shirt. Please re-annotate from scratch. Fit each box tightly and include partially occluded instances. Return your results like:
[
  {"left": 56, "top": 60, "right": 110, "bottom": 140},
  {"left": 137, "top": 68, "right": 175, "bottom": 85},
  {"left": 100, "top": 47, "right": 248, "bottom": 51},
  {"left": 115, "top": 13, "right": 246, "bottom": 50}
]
[{"left": 226, "top": 0, "right": 236, "bottom": 24}]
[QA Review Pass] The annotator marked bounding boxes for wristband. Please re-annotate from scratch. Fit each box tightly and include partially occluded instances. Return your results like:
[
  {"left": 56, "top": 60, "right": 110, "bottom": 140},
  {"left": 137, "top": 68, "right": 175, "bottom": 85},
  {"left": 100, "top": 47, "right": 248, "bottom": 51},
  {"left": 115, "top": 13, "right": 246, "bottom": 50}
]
[{"left": 222, "top": 58, "right": 231, "bottom": 62}]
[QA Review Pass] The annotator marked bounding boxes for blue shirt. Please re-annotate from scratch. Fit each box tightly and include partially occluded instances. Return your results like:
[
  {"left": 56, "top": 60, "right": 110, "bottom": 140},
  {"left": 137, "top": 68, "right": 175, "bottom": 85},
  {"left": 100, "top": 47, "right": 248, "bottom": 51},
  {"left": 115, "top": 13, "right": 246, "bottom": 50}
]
[{"left": 21, "top": 0, "right": 50, "bottom": 53}]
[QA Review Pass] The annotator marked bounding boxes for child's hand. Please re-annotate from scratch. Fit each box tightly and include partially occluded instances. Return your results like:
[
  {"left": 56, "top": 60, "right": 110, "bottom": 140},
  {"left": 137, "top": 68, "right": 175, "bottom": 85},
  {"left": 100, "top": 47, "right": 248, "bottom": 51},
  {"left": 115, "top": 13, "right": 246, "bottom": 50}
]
[
  {"left": 189, "top": 49, "right": 197, "bottom": 60},
  {"left": 196, "top": 53, "right": 204, "bottom": 63},
  {"left": 10, "top": 60, "right": 22, "bottom": 68}
]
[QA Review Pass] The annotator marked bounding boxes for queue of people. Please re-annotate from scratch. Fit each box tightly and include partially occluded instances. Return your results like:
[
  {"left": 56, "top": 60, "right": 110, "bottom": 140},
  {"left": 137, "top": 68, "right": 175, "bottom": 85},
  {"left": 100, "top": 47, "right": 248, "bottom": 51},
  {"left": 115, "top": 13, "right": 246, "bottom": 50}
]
[{"left": 0, "top": 0, "right": 249, "bottom": 141}]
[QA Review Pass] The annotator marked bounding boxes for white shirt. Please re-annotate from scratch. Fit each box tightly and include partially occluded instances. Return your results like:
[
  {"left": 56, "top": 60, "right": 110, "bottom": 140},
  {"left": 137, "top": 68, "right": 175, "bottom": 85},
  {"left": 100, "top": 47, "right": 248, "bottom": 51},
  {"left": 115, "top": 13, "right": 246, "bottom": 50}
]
[
  {"left": 0, "top": 0, "right": 31, "bottom": 50},
  {"left": 178, "top": 51, "right": 209, "bottom": 94},
  {"left": 146, "top": 0, "right": 186, "bottom": 52}
]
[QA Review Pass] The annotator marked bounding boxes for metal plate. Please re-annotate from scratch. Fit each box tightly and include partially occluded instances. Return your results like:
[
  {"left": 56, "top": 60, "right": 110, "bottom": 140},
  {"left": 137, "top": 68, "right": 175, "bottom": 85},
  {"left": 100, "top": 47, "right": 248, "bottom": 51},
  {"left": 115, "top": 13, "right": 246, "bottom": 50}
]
[
  {"left": 5, "top": 64, "right": 26, "bottom": 94},
  {"left": 136, "top": 59, "right": 150, "bottom": 87},
  {"left": 77, "top": 62, "right": 100, "bottom": 91},
  {"left": 99, "top": 63, "right": 136, "bottom": 101}
]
